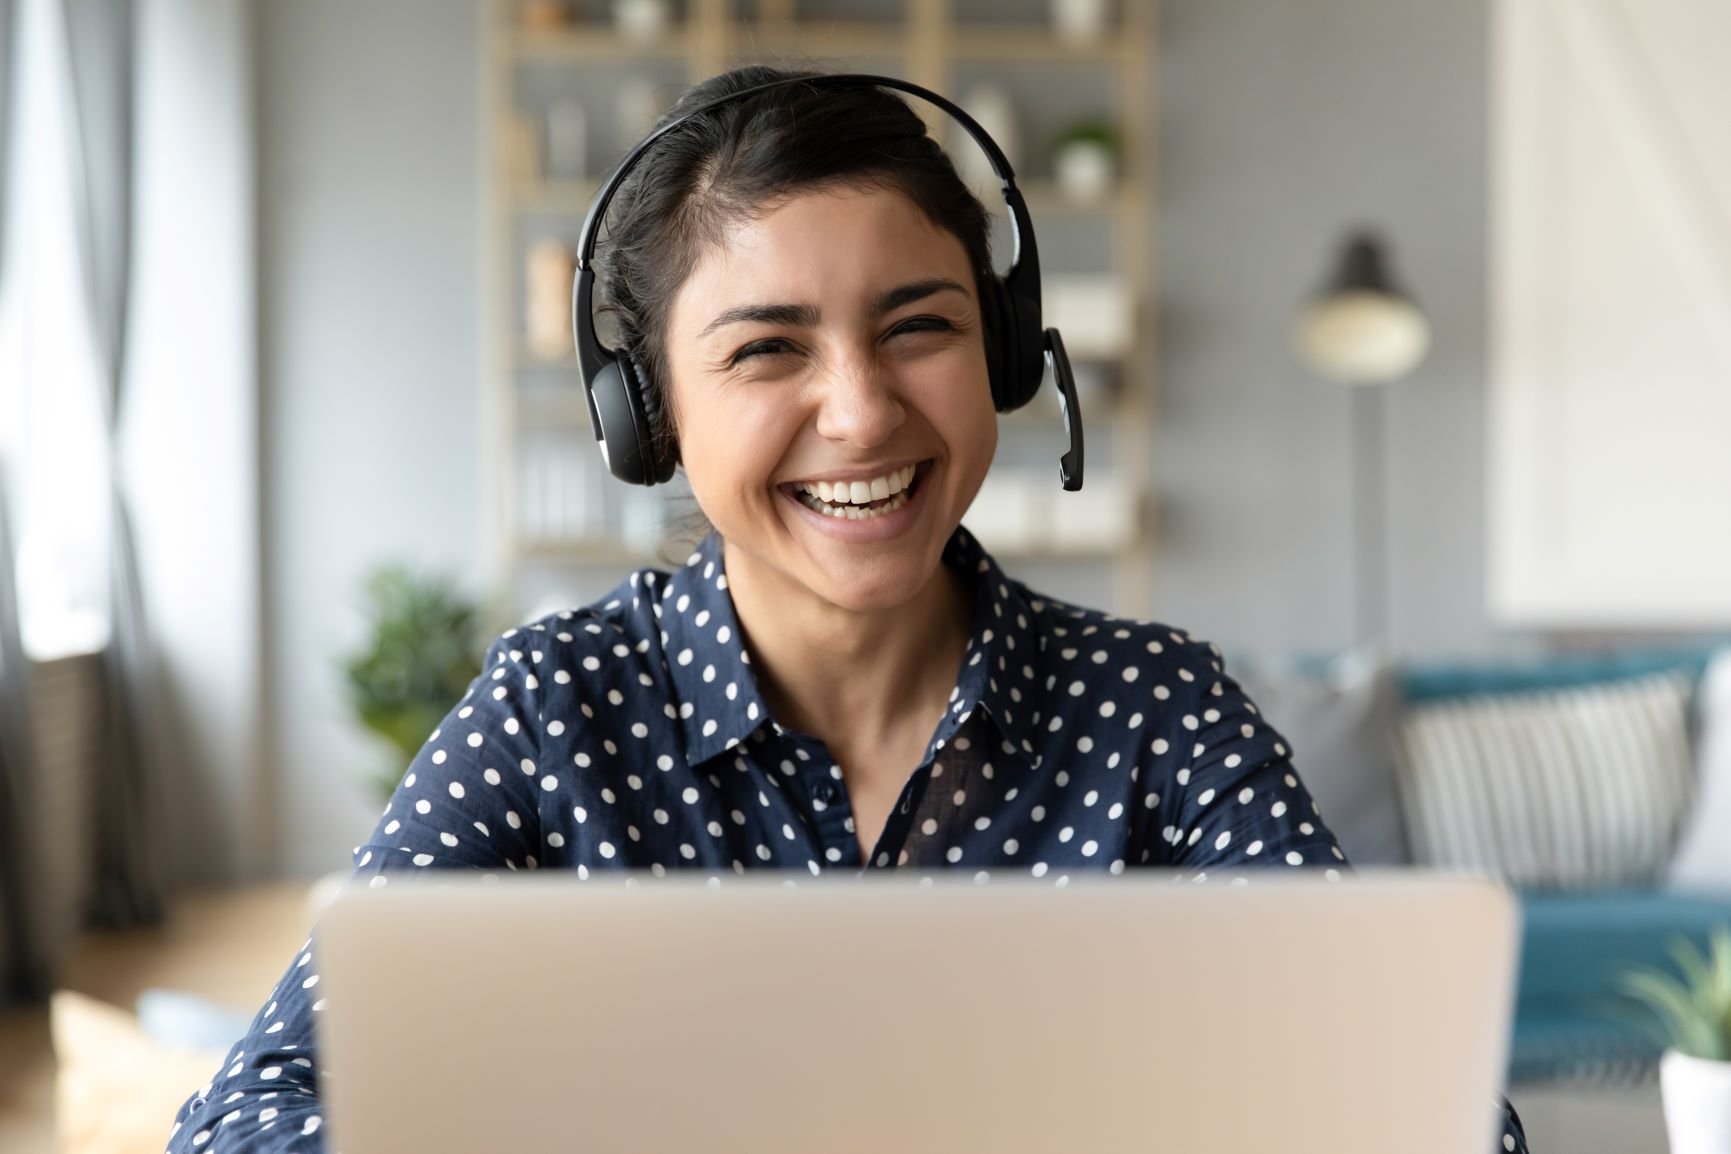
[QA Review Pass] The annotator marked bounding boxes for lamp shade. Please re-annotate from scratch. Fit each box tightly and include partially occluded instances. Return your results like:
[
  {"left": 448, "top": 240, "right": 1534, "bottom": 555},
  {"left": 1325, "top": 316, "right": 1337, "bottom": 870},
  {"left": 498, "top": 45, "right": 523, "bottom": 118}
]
[{"left": 1293, "top": 232, "right": 1431, "bottom": 385}]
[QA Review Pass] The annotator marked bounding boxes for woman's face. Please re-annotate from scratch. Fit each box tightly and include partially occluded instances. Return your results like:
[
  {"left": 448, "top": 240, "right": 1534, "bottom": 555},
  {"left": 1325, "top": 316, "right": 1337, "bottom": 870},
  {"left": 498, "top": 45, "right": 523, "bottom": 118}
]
[{"left": 663, "top": 184, "right": 997, "bottom": 614}]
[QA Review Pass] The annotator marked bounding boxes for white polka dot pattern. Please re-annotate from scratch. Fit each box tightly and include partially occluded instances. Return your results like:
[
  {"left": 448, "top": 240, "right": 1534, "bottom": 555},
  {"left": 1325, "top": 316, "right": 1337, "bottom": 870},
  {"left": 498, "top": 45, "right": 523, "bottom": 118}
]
[{"left": 163, "top": 525, "right": 1530, "bottom": 1154}]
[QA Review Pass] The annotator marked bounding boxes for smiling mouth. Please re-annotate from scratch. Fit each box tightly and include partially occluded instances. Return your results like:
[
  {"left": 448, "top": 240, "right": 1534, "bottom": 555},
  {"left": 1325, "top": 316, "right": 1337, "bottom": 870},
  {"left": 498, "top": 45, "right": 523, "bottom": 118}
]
[{"left": 781, "top": 460, "right": 934, "bottom": 520}]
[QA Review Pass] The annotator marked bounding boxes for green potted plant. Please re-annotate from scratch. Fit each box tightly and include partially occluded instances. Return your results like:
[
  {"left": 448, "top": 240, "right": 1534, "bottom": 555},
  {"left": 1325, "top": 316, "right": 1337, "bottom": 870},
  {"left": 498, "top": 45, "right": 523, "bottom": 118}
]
[
  {"left": 1050, "top": 117, "right": 1120, "bottom": 207},
  {"left": 339, "top": 564, "right": 484, "bottom": 802},
  {"left": 1612, "top": 925, "right": 1731, "bottom": 1154}
]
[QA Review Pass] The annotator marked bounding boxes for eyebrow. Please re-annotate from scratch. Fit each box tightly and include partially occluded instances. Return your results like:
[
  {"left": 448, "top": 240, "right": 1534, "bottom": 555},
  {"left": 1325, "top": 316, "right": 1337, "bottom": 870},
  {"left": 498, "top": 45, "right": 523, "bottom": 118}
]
[{"left": 697, "top": 277, "right": 970, "bottom": 339}]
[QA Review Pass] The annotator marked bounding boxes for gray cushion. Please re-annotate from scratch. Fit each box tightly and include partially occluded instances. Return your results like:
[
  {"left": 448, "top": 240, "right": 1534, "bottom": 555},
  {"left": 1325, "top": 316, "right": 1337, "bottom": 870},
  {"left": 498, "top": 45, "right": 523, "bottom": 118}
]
[
  {"left": 1231, "top": 650, "right": 1408, "bottom": 866},
  {"left": 1395, "top": 670, "right": 1695, "bottom": 889}
]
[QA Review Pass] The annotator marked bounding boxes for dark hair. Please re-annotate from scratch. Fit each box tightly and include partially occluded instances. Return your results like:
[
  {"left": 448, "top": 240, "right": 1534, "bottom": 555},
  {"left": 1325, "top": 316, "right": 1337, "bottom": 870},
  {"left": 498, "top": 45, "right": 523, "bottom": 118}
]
[{"left": 593, "top": 65, "right": 998, "bottom": 466}]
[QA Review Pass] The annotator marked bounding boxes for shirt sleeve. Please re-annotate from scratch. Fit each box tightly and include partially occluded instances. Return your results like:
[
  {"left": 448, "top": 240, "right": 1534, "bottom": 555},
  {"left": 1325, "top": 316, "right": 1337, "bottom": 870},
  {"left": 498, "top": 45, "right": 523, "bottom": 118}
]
[
  {"left": 1151, "top": 636, "right": 1535, "bottom": 1154},
  {"left": 1148, "top": 635, "right": 1347, "bottom": 873},
  {"left": 164, "top": 629, "right": 547, "bottom": 1152}
]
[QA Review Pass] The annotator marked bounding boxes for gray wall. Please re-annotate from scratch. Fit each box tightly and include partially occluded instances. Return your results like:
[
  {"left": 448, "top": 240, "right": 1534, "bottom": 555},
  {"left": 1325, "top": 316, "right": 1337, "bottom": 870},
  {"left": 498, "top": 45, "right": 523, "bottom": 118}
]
[
  {"left": 259, "top": 0, "right": 484, "bottom": 877},
  {"left": 1154, "top": 0, "right": 1502, "bottom": 659}
]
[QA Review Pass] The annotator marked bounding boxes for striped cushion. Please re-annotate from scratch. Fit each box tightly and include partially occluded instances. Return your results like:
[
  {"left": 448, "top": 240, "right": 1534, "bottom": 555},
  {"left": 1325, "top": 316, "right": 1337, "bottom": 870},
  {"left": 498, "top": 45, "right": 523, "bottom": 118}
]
[{"left": 1393, "top": 671, "right": 1696, "bottom": 889}]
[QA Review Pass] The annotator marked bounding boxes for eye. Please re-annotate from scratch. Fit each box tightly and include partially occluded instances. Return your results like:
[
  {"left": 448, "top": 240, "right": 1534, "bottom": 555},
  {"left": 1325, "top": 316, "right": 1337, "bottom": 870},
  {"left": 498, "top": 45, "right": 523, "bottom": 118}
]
[
  {"left": 890, "top": 316, "right": 955, "bottom": 338},
  {"left": 730, "top": 339, "right": 794, "bottom": 365}
]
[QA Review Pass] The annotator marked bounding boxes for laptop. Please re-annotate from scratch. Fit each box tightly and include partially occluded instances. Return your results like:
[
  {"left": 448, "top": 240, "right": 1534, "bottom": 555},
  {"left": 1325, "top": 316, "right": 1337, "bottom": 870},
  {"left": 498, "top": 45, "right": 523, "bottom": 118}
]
[{"left": 315, "top": 870, "right": 1518, "bottom": 1154}]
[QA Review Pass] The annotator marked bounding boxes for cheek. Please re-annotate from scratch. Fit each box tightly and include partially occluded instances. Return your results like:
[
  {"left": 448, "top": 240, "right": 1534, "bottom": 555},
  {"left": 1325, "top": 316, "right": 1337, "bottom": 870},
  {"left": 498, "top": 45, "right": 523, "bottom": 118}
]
[
  {"left": 910, "top": 349, "right": 997, "bottom": 449},
  {"left": 674, "top": 390, "right": 796, "bottom": 510}
]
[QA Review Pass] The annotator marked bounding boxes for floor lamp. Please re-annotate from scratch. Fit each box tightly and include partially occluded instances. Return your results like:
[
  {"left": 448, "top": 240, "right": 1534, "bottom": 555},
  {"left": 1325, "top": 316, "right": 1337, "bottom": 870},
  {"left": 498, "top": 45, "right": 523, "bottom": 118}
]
[{"left": 1292, "top": 230, "right": 1431, "bottom": 646}]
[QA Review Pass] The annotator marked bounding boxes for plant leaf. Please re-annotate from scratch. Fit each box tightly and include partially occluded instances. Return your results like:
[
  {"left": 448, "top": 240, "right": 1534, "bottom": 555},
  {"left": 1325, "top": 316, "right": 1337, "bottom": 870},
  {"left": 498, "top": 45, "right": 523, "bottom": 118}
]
[{"left": 1616, "top": 968, "right": 1717, "bottom": 1058}]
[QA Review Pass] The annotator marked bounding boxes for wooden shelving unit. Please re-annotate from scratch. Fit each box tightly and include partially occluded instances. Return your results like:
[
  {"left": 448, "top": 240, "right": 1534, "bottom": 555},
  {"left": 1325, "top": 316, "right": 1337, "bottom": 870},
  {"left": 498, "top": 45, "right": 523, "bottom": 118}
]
[{"left": 480, "top": 0, "right": 1157, "bottom": 626}]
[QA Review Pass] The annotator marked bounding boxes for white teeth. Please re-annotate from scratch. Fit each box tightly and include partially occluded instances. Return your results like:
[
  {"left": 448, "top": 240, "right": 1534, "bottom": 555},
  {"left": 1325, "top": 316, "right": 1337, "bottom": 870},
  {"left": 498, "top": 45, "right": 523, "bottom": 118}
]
[
  {"left": 792, "top": 463, "right": 924, "bottom": 514},
  {"left": 798, "top": 463, "right": 922, "bottom": 504}
]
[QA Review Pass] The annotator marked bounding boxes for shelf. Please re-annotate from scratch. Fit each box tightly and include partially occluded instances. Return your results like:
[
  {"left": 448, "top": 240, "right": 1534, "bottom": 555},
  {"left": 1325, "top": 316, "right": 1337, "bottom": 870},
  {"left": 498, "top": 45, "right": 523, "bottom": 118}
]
[
  {"left": 510, "top": 177, "right": 1136, "bottom": 220},
  {"left": 519, "top": 390, "right": 592, "bottom": 427},
  {"left": 734, "top": 21, "right": 906, "bottom": 59},
  {"left": 949, "top": 30, "right": 1135, "bottom": 64},
  {"left": 1020, "top": 180, "right": 1137, "bottom": 218},
  {"left": 513, "top": 178, "right": 603, "bottom": 215},
  {"left": 505, "top": 26, "right": 692, "bottom": 61},
  {"left": 515, "top": 343, "right": 577, "bottom": 372}
]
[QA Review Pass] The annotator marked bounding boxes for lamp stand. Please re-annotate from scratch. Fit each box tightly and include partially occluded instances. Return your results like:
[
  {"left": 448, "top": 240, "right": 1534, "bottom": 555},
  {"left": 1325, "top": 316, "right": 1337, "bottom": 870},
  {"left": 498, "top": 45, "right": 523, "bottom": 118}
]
[{"left": 1351, "top": 384, "right": 1388, "bottom": 648}]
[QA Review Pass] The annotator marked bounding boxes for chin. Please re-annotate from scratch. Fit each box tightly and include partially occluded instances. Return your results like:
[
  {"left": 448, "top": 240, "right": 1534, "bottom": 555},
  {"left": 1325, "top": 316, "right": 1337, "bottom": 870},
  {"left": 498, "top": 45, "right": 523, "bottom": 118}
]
[{"left": 801, "top": 536, "right": 951, "bottom": 615}]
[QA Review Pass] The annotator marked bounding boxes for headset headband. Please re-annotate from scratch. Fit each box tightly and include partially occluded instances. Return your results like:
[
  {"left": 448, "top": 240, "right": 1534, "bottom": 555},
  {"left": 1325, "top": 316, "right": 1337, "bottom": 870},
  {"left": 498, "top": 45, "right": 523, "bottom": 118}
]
[
  {"left": 570, "top": 71, "right": 1083, "bottom": 492},
  {"left": 575, "top": 73, "right": 1025, "bottom": 270},
  {"left": 573, "top": 74, "right": 1039, "bottom": 386}
]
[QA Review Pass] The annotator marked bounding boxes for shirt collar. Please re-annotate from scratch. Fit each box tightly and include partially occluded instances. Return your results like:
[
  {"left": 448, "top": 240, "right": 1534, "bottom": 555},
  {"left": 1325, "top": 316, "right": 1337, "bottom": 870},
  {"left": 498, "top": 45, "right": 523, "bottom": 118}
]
[
  {"left": 929, "top": 524, "right": 1041, "bottom": 767},
  {"left": 656, "top": 530, "right": 769, "bottom": 767},
  {"left": 659, "top": 524, "right": 1041, "bottom": 770}
]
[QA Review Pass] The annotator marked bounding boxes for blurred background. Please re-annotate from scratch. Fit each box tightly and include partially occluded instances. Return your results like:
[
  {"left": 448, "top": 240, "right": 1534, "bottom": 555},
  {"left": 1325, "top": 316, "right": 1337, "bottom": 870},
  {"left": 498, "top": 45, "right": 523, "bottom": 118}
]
[{"left": 3, "top": 0, "right": 1731, "bottom": 1151}]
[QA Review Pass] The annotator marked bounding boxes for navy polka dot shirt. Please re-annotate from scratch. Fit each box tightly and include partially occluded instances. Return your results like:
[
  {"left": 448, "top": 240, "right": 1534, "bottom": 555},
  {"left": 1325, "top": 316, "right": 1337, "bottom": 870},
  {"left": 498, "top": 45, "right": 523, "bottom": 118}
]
[{"left": 167, "top": 524, "right": 1530, "bottom": 1152}]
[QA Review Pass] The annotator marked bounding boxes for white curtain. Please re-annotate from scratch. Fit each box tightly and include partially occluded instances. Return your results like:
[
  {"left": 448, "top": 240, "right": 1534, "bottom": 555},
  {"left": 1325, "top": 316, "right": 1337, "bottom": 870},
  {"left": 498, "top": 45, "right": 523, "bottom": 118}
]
[
  {"left": 0, "top": 0, "right": 55, "bottom": 1006},
  {"left": 62, "top": 0, "right": 165, "bottom": 926}
]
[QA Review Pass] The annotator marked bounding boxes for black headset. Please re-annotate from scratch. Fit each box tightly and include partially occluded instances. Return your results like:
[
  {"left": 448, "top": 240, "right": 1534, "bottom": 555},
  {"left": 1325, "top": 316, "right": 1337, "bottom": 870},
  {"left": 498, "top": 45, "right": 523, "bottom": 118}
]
[{"left": 571, "top": 72, "right": 1084, "bottom": 492}]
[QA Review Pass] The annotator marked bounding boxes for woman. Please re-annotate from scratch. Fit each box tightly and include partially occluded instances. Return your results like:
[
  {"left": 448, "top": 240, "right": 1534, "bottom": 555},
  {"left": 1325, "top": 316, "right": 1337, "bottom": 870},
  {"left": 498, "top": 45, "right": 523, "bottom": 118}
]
[{"left": 168, "top": 66, "right": 1530, "bottom": 1152}]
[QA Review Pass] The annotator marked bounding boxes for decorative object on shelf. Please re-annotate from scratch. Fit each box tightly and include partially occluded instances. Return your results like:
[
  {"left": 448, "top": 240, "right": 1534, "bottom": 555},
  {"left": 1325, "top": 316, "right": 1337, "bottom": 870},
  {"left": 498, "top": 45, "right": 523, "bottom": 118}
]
[
  {"left": 545, "top": 97, "right": 589, "bottom": 180},
  {"left": 521, "top": 439, "right": 606, "bottom": 543},
  {"left": 505, "top": 111, "right": 543, "bottom": 183},
  {"left": 951, "top": 83, "right": 1020, "bottom": 203},
  {"left": 964, "top": 470, "right": 1039, "bottom": 555},
  {"left": 1067, "top": 359, "right": 1113, "bottom": 410},
  {"left": 1047, "top": 274, "right": 1131, "bottom": 359},
  {"left": 519, "top": 0, "right": 575, "bottom": 32},
  {"left": 966, "top": 468, "right": 1135, "bottom": 557},
  {"left": 526, "top": 237, "right": 577, "bottom": 360},
  {"left": 1048, "top": 478, "right": 1136, "bottom": 553},
  {"left": 1051, "top": 117, "right": 1119, "bottom": 206},
  {"left": 338, "top": 564, "right": 482, "bottom": 801},
  {"left": 1611, "top": 925, "right": 1731, "bottom": 1154},
  {"left": 612, "top": 0, "right": 671, "bottom": 44},
  {"left": 1050, "top": 0, "right": 1112, "bottom": 44},
  {"left": 616, "top": 78, "right": 662, "bottom": 148},
  {"left": 1292, "top": 229, "right": 1430, "bottom": 645}
]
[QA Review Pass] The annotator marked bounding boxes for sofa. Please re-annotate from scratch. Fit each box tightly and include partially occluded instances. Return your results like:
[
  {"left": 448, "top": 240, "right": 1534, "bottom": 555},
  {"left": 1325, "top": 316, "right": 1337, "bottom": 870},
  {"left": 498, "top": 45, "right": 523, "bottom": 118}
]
[{"left": 1237, "top": 643, "right": 1731, "bottom": 1093}]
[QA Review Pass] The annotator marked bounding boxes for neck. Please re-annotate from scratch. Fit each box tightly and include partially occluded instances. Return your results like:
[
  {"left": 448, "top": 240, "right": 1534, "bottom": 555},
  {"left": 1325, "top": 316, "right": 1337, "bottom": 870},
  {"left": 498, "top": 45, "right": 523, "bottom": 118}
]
[{"left": 721, "top": 537, "right": 974, "bottom": 750}]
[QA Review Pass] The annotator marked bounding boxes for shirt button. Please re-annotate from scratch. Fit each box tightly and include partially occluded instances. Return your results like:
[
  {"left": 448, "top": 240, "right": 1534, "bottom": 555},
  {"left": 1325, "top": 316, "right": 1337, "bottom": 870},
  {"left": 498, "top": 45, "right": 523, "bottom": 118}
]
[{"left": 813, "top": 782, "right": 838, "bottom": 805}]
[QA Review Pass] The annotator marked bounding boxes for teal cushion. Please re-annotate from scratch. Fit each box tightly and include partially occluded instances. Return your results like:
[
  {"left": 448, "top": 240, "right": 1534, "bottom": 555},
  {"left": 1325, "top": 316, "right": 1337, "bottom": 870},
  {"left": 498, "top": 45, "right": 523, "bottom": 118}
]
[
  {"left": 1401, "top": 646, "right": 1724, "bottom": 705},
  {"left": 1517, "top": 890, "right": 1731, "bottom": 1006}
]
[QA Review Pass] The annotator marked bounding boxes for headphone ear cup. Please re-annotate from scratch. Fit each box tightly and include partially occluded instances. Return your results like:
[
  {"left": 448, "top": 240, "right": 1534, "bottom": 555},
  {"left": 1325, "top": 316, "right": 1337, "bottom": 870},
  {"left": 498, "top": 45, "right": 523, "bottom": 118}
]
[
  {"left": 587, "top": 356, "right": 645, "bottom": 485},
  {"left": 626, "top": 351, "right": 676, "bottom": 484},
  {"left": 997, "top": 276, "right": 1049, "bottom": 413},
  {"left": 587, "top": 353, "right": 663, "bottom": 486}
]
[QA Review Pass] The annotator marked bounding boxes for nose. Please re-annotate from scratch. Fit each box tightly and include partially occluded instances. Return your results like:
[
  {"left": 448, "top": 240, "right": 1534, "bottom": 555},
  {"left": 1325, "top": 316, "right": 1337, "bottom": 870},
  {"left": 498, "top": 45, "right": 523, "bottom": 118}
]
[{"left": 811, "top": 342, "right": 906, "bottom": 450}]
